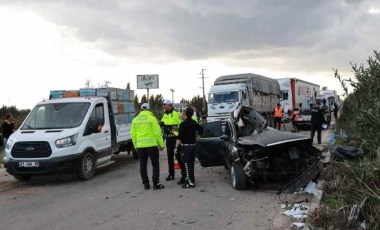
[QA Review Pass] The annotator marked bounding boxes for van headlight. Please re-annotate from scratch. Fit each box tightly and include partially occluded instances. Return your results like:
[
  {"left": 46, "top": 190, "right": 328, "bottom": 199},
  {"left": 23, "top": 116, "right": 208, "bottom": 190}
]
[
  {"left": 55, "top": 134, "right": 78, "bottom": 148},
  {"left": 6, "top": 139, "right": 14, "bottom": 150}
]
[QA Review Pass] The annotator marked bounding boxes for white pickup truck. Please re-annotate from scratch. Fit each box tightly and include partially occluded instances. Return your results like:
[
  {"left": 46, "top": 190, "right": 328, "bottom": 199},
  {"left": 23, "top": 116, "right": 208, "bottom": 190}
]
[{"left": 4, "top": 91, "right": 135, "bottom": 181}]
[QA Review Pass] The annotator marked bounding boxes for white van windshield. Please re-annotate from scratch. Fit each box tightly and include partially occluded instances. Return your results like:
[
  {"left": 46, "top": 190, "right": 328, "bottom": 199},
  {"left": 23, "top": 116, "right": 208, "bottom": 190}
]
[
  {"left": 209, "top": 91, "right": 239, "bottom": 103},
  {"left": 22, "top": 102, "right": 91, "bottom": 130}
]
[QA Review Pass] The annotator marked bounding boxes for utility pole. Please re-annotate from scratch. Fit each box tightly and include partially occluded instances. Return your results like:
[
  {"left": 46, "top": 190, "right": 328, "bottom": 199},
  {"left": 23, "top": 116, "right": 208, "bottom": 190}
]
[
  {"left": 200, "top": 69, "right": 207, "bottom": 112},
  {"left": 170, "top": 88, "right": 174, "bottom": 102}
]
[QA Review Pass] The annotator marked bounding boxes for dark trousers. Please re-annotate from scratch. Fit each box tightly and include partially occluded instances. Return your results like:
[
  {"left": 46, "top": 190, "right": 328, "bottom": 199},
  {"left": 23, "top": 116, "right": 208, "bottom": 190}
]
[
  {"left": 181, "top": 145, "right": 196, "bottom": 183},
  {"left": 166, "top": 137, "right": 185, "bottom": 178},
  {"left": 274, "top": 117, "right": 282, "bottom": 130},
  {"left": 138, "top": 146, "right": 160, "bottom": 185},
  {"left": 310, "top": 124, "right": 322, "bottom": 144},
  {"left": 291, "top": 121, "right": 299, "bottom": 132}
]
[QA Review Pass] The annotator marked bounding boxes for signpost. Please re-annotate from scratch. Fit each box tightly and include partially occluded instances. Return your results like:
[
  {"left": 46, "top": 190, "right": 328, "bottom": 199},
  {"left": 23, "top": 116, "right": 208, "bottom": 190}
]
[{"left": 137, "top": 74, "right": 159, "bottom": 100}]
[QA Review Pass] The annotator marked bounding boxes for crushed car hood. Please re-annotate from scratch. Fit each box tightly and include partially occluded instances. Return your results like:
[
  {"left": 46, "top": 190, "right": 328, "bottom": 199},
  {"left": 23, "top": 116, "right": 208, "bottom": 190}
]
[{"left": 237, "top": 128, "right": 310, "bottom": 147}]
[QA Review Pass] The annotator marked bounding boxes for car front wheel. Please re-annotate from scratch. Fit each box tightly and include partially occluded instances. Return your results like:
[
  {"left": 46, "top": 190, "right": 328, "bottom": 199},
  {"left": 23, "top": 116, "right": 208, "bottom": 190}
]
[
  {"left": 77, "top": 152, "right": 96, "bottom": 180},
  {"left": 231, "top": 161, "right": 247, "bottom": 190}
]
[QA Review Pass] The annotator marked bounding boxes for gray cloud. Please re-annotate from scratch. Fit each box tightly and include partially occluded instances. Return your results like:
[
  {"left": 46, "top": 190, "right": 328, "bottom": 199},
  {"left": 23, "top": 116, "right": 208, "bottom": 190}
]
[{"left": 3, "top": 0, "right": 380, "bottom": 72}]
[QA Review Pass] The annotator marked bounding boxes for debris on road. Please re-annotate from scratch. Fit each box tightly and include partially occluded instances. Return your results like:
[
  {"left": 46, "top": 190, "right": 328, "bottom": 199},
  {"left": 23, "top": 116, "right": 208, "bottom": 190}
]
[{"left": 329, "top": 144, "right": 363, "bottom": 161}]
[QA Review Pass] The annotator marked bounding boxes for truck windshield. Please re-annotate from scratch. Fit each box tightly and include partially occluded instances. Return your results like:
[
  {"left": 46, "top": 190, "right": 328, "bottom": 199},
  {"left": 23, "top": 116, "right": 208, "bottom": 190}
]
[
  {"left": 209, "top": 91, "right": 239, "bottom": 103},
  {"left": 21, "top": 102, "right": 91, "bottom": 130}
]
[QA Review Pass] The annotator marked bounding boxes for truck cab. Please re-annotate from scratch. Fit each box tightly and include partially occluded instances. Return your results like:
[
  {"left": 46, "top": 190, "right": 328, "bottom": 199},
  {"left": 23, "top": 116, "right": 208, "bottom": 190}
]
[
  {"left": 4, "top": 96, "right": 133, "bottom": 181},
  {"left": 207, "top": 84, "right": 248, "bottom": 123}
]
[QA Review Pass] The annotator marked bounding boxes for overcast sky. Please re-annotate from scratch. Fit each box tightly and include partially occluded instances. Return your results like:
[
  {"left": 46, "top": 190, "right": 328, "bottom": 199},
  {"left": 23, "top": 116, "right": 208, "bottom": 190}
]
[{"left": 0, "top": 0, "right": 379, "bottom": 109}]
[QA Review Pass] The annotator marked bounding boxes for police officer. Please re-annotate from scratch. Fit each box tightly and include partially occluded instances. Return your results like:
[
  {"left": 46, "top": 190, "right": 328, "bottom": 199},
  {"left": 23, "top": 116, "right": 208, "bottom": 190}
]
[
  {"left": 131, "top": 103, "right": 165, "bottom": 190},
  {"left": 273, "top": 103, "right": 283, "bottom": 130},
  {"left": 160, "top": 99, "right": 185, "bottom": 183},
  {"left": 174, "top": 107, "right": 203, "bottom": 188},
  {"left": 310, "top": 102, "right": 325, "bottom": 144}
]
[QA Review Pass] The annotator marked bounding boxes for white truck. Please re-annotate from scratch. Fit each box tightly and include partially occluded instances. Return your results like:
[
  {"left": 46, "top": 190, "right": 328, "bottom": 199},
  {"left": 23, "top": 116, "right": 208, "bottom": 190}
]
[
  {"left": 207, "top": 73, "right": 280, "bottom": 123},
  {"left": 4, "top": 88, "right": 136, "bottom": 181},
  {"left": 319, "top": 90, "right": 340, "bottom": 108},
  {"left": 278, "top": 78, "right": 320, "bottom": 114}
]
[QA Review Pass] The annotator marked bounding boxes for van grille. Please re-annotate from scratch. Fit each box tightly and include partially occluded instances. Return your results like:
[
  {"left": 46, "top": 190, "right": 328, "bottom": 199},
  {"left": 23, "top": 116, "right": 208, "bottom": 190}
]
[{"left": 11, "top": 142, "right": 52, "bottom": 158}]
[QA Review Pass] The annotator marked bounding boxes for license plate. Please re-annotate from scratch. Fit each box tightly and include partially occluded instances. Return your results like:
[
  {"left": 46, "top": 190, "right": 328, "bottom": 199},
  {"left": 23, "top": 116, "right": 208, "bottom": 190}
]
[{"left": 19, "top": 161, "right": 39, "bottom": 167}]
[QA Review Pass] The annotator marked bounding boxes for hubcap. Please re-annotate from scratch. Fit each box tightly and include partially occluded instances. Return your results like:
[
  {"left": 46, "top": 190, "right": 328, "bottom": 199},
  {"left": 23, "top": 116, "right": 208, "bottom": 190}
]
[
  {"left": 231, "top": 167, "right": 236, "bottom": 187},
  {"left": 84, "top": 156, "right": 94, "bottom": 176}
]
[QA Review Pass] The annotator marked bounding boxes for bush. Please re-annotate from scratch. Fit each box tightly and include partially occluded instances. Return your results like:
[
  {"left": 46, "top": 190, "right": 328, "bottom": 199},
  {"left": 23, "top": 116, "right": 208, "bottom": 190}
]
[{"left": 310, "top": 51, "right": 380, "bottom": 229}]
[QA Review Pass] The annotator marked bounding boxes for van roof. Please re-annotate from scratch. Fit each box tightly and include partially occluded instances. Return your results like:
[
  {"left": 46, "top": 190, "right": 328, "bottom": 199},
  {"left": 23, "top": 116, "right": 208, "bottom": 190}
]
[{"left": 39, "top": 97, "right": 105, "bottom": 105}]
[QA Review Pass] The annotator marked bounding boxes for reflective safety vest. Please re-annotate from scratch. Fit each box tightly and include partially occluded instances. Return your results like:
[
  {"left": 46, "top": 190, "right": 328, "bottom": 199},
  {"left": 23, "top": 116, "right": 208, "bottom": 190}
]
[
  {"left": 131, "top": 110, "right": 164, "bottom": 148},
  {"left": 161, "top": 109, "right": 181, "bottom": 136},
  {"left": 191, "top": 114, "right": 199, "bottom": 123},
  {"left": 274, "top": 106, "right": 283, "bottom": 118},
  {"left": 291, "top": 111, "right": 298, "bottom": 121}
]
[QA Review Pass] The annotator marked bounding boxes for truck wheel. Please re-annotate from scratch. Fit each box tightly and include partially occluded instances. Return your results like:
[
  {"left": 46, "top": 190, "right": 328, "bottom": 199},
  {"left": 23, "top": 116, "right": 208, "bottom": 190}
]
[
  {"left": 231, "top": 161, "right": 247, "bottom": 190},
  {"left": 14, "top": 175, "right": 31, "bottom": 181},
  {"left": 77, "top": 152, "right": 96, "bottom": 180}
]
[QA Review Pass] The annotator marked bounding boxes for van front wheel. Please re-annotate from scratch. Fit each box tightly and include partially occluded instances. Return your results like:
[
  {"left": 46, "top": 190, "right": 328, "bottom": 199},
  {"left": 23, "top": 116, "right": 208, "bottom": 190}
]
[{"left": 77, "top": 152, "right": 95, "bottom": 180}]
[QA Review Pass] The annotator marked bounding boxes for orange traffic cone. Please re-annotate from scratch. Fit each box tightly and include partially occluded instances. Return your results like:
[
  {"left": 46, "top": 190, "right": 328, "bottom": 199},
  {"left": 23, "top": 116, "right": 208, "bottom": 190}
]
[{"left": 174, "top": 160, "right": 180, "bottom": 169}]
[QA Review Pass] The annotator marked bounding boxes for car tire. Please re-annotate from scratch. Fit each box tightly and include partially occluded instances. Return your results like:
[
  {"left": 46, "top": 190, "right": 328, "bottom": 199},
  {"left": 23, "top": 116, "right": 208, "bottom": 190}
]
[
  {"left": 14, "top": 175, "right": 31, "bottom": 181},
  {"left": 231, "top": 161, "right": 247, "bottom": 190},
  {"left": 77, "top": 152, "right": 96, "bottom": 180}
]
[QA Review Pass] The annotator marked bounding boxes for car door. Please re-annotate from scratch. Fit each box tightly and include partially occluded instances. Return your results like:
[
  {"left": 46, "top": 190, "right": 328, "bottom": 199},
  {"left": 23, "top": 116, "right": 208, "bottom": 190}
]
[
  {"left": 196, "top": 121, "right": 228, "bottom": 167},
  {"left": 85, "top": 102, "right": 112, "bottom": 164}
]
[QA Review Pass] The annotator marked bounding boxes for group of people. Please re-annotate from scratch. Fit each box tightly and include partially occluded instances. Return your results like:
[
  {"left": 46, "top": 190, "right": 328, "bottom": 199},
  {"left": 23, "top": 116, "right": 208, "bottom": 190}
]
[
  {"left": 130, "top": 99, "right": 203, "bottom": 190},
  {"left": 273, "top": 101, "right": 333, "bottom": 145}
]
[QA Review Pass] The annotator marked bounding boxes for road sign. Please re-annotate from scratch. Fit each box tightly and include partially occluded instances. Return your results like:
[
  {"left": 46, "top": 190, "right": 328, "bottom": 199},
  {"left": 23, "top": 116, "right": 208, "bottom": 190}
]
[{"left": 137, "top": 75, "right": 159, "bottom": 89}]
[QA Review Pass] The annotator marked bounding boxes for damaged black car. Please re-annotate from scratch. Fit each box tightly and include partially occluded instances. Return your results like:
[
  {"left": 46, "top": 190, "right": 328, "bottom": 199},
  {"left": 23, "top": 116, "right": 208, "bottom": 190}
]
[{"left": 196, "top": 107, "right": 322, "bottom": 190}]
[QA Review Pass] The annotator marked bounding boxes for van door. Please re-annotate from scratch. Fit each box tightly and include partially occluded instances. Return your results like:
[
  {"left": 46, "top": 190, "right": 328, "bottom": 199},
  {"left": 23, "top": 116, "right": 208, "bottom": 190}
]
[
  {"left": 196, "top": 121, "right": 228, "bottom": 167},
  {"left": 85, "top": 102, "right": 112, "bottom": 164}
]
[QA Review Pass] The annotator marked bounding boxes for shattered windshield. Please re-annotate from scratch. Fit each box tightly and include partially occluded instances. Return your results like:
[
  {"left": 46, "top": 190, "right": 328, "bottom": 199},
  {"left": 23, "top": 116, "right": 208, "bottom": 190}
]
[
  {"left": 22, "top": 102, "right": 90, "bottom": 130},
  {"left": 209, "top": 91, "right": 239, "bottom": 103}
]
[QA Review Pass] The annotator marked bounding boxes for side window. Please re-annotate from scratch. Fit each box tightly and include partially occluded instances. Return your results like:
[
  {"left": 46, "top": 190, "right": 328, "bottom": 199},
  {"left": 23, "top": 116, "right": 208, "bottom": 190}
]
[
  {"left": 200, "top": 121, "right": 223, "bottom": 138},
  {"left": 90, "top": 103, "right": 105, "bottom": 125}
]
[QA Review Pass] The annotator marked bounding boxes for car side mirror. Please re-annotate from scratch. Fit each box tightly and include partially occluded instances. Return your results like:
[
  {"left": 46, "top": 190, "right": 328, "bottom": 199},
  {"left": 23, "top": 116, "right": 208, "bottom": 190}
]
[{"left": 220, "top": 134, "right": 229, "bottom": 141}]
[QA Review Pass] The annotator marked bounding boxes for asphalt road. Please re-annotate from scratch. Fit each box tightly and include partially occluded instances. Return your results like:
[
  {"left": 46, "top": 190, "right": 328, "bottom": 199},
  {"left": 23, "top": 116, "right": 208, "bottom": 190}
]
[
  {"left": 0, "top": 152, "right": 281, "bottom": 230},
  {"left": 0, "top": 123, "right": 328, "bottom": 230}
]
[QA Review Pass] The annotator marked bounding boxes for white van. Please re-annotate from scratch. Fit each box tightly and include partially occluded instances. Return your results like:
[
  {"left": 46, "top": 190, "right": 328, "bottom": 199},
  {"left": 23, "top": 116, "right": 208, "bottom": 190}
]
[{"left": 4, "top": 96, "right": 134, "bottom": 181}]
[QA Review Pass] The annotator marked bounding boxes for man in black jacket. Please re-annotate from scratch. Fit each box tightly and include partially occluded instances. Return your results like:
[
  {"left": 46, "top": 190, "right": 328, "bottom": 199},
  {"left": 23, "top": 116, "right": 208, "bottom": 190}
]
[
  {"left": 174, "top": 107, "right": 203, "bottom": 188},
  {"left": 310, "top": 102, "right": 325, "bottom": 144}
]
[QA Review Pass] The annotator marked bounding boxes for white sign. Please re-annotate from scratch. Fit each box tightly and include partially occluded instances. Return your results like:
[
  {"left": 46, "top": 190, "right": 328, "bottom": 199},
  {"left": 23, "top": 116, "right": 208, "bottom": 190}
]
[{"left": 137, "top": 74, "right": 159, "bottom": 89}]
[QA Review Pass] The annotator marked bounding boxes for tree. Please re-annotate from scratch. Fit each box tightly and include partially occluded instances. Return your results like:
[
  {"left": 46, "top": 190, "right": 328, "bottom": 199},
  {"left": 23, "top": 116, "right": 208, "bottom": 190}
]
[
  {"left": 321, "top": 86, "right": 328, "bottom": 90},
  {"left": 189, "top": 95, "right": 204, "bottom": 112},
  {"left": 134, "top": 95, "right": 139, "bottom": 111}
]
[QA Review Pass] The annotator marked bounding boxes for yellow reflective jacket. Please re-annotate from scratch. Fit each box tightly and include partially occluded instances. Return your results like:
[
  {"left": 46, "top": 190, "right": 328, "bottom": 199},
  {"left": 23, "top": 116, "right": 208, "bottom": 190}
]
[
  {"left": 131, "top": 110, "right": 164, "bottom": 148},
  {"left": 191, "top": 114, "right": 199, "bottom": 123},
  {"left": 161, "top": 109, "right": 181, "bottom": 136}
]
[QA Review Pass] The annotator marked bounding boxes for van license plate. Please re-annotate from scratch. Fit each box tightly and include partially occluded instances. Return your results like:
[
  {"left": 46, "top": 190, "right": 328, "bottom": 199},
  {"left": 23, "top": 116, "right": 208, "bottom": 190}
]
[{"left": 19, "top": 161, "right": 39, "bottom": 167}]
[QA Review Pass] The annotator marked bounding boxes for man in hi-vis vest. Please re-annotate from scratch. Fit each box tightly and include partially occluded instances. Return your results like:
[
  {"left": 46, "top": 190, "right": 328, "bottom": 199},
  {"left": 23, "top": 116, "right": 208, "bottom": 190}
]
[
  {"left": 273, "top": 103, "right": 283, "bottom": 130},
  {"left": 160, "top": 99, "right": 185, "bottom": 183}
]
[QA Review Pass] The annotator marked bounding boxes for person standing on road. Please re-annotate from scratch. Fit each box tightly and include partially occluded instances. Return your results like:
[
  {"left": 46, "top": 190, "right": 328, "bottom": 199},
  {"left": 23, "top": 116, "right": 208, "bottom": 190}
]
[
  {"left": 310, "top": 102, "right": 325, "bottom": 144},
  {"left": 2, "top": 113, "right": 15, "bottom": 153},
  {"left": 174, "top": 107, "right": 203, "bottom": 188},
  {"left": 273, "top": 103, "right": 283, "bottom": 130},
  {"left": 131, "top": 103, "right": 165, "bottom": 190},
  {"left": 291, "top": 109, "right": 299, "bottom": 133},
  {"left": 160, "top": 99, "right": 184, "bottom": 182}
]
